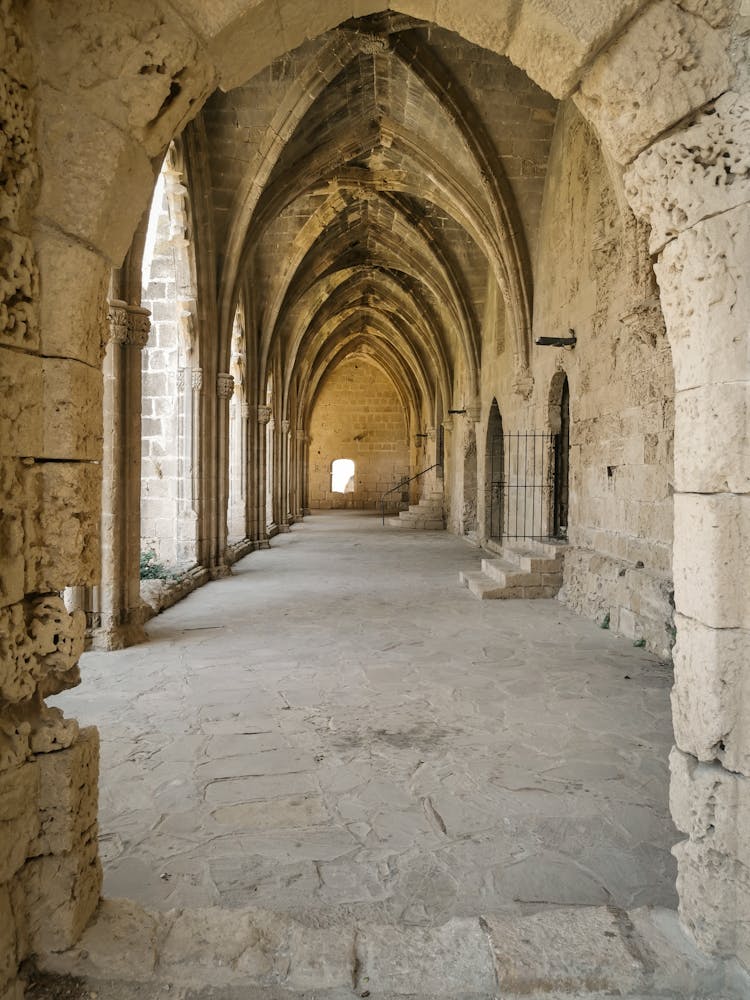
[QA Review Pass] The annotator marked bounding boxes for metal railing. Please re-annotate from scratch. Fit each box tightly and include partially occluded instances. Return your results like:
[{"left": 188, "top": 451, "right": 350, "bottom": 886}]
[{"left": 381, "top": 464, "right": 442, "bottom": 525}]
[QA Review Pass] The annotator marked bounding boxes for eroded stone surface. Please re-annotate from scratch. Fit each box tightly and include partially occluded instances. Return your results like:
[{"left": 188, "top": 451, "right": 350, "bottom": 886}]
[
  {"left": 576, "top": 1, "right": 732, "bottom": 163},
  {"left": 625, "top": 91, "right": 750, "bottom": 253},
  {"left": 56, "top": 514, "right": 678, "bottom": 920}
]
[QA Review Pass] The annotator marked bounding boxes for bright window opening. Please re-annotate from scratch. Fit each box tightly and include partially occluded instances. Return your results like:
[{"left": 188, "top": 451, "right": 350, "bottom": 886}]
[{"left": 331, "top": 458, "right": 355, "bottom": 494}]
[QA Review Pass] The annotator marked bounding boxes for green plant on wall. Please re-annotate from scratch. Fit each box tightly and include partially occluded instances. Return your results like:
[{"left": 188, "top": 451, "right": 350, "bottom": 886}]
[{"left": 140, "top": 549, "right": 173, "bottom": 580}]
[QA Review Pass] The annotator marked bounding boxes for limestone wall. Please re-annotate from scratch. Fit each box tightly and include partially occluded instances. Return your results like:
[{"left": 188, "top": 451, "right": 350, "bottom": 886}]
[
  {"left": 308, "top": 358, "right": 410, "bottom": 510},
  {"left": 140, "top": 170, "right": 196, "bottom": 570},
  {"left": 0, "top": 4, "right": 103, "bottom": 995},
  {"left": 461, "top": 101, "right": 675, "bottom": 658}
]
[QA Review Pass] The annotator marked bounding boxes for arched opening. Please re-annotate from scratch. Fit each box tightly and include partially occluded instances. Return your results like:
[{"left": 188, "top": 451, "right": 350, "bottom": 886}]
[
  {"left": 485, "top": 399, "right": 504, "bottom": 542},
  {"left": 139, "top": 150, "right": 198, "bottom": 574},
  {"left": 6, "top": 0, "right": 748, "bottom": 986},
  {"left": 331, "top": 458, "right": 355, "bottom": 494}
]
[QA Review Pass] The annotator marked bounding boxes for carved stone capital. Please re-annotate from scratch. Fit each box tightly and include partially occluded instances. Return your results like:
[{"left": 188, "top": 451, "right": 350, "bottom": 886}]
[
  {"left": 107, "top": 300, "right": 130, "bottom": 344},
  {"left": 295, "top": 427, "right": 308, "bottom": 442},
  {"left": 107, "top": 300, "right": 151, "bottom": 347},
  {"left": 442, "top": 417, "right": 454, "bottom": 432},
  {"left": 466, "top": 405, "right": 481, "bottom": 423},
  {"left": 191, "top": 368, "right": 203, "bottom": 391},
  {"left": 176, "top": 368, "right": 186, "bottom": 393},
  {"left": 281, "top": 419, "right": 291, "bottom": 434},
  {"left": 129, "top": 307, "right": 151, "bottom": 348},
  {"left": 257, "top": 404, "right": 272, "bottom": 425},
  {"left": 217, "top": 372, "right": 235, "bottom": 399},
  {"left": 241, "top": 403, "right": 251, "bottom": 419}
]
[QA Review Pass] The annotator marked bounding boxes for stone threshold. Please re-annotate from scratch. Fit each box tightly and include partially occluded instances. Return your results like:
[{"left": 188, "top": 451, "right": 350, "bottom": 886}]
[{"left": 35, "top": 900, "right": 749, "bottom": 999}]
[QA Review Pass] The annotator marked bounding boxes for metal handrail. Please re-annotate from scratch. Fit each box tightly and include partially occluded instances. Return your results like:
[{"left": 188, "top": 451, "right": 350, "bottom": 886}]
[{"left": 381, "top": 464, "right": 442, "bottom": 525}]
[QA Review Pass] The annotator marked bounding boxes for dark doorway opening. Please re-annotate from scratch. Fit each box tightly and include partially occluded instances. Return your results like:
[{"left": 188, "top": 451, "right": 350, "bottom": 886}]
[
  {"left": 486, "top": 399, "right": 504, "bottom": 541},
  {"left": 552, "top": 374, "right": 570, "bottom": 539}
]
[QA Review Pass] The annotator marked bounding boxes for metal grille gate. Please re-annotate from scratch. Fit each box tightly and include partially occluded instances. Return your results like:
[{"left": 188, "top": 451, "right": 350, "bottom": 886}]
[{"left": 490, "top": 431, "right": 559, "bottom": 541}]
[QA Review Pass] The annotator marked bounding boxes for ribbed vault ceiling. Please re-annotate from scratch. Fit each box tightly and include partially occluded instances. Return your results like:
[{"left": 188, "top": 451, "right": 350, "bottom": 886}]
[{"left": 198, "top": 13, "right": 558, "bottom": 424}]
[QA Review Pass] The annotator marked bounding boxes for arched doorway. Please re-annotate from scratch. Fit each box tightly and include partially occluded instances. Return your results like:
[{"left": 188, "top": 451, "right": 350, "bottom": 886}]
[
  {"left": 485, "top": 399, "right": 504, "bottom": 542},
  {"left": 551, "top": 373, "right": 570, "bottom": 539}
]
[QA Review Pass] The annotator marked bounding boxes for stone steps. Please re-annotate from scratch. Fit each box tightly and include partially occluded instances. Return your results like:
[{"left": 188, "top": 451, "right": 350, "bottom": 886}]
[
  {"left": 387, "top": 491, "right": 445, "bottom": 530},
  {"left": 460, "top": 539, "right": 565, "bottom": 599},
  {"left": 36, "top": 901, "right": 747, "bottom": 998}
]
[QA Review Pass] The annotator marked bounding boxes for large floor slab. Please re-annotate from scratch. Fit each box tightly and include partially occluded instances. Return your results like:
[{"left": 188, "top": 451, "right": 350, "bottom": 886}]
[{"left": 54, "top": 511, "right": 678, "bottom": 921}]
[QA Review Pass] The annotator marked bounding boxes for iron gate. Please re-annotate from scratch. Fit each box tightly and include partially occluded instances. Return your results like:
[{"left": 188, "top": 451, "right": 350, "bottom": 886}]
[{"left": 489, "top": 431, "right": 559, "bottom": 541}]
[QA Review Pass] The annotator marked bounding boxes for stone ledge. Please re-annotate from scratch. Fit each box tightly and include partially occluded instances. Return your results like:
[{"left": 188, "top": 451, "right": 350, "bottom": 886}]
[{"left": 35, "top": 900, "right": 747, "bottom": 997}]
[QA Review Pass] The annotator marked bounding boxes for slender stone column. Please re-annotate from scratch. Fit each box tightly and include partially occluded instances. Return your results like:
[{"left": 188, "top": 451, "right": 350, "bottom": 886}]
[
  {"left": 278, "top": 418, "right": 291, "bottom": 531},
  {"left": 214, "top": 372, "right": 234, "bottom": 573},
  {"left": 256, "top": 404, "right": 272, "bottom": 547},
  {"left": 91, "top": 300, "right": 150, "bottom": 650}
]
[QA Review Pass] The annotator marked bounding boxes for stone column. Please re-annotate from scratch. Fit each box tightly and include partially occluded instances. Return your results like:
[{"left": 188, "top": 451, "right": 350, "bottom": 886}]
[
  {"left": 625, "top": 92, "right": 750, "bottom": 965},
  {"left": 90, "top": 300, "right": 150, "bottom": 650},
  {"left": 256, "top": 404, "right": 272, "bottom": 547},
  {"left": 293, "top": 427, "right": 308, "bottom": 520},
  {"left": 214, "top": 372, "right": 234, "bottom": 571},
  {"left": 278, "top": 418, "right": 291, "bottom": 531}
]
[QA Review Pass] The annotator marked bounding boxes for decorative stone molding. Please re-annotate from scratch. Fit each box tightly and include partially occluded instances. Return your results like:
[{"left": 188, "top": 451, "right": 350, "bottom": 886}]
[
  {"left": 281, "top": 419, "right": 291, "bottom": 434},
  {"left": 466, "top": 405, "right": 481, "bottom": 423},
  {"left": 107, "top": 300, "right": 151, "bottom": 348},
  {"left": 241, "top": 403, "right": 251, "bottom": 420},
  {"left": 257, "top": 404, "right": 272, "bottom": 425},
  {"left": 176, "top": 368, "right": 186, "bottom": 393},
  {"left": 191, "top": 368, "right": 203, "bottom": 392},
  {"left": 107, "top": 300, "right": 130, "bottom": 344},
  {"left": 294, "top": 427, "right": 308, "bottom": 442},
  {"left": 442, "top": 417, "right": 453, "bottom": 433},
  {"left": 216, "top": 372, "right": 234, "bottom": 399}
]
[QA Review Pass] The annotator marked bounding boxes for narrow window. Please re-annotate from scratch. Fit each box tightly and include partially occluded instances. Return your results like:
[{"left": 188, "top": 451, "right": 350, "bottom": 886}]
[{"left": 331, "top": 458, "right": 355, "bottom": 494}]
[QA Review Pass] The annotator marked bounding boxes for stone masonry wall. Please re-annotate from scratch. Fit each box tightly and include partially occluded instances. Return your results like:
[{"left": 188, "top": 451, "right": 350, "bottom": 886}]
[
  {"left": 308, "top": 358, "right": 409, "bottom": 510},
  {"left": 472, "top": 101, "right": 675, "bottom": 658},
  {"left": 0, "top": 3, "right": 102, "bottom": 993},
  {"left": 141, "top": 181, "right": 189, "bottom": 569}
]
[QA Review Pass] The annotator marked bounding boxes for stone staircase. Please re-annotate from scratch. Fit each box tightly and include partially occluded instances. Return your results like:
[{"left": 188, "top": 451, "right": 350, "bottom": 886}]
[
  {"left": 387, "top": 485, "right": 445, "bottom": 530},
  {"left": 459, "top": 537, "right": 565, "bottom": 599}
]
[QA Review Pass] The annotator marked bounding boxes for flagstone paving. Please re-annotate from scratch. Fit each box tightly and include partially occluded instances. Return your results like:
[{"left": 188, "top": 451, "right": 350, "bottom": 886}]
[{"left": 53, "top": 511, "right": 678, "bottom": 922}]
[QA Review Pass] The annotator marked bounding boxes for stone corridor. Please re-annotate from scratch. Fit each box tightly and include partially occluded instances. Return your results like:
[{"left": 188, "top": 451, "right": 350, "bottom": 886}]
[{"left": 54, "top": 512, "right": 678, "bottom": 922}]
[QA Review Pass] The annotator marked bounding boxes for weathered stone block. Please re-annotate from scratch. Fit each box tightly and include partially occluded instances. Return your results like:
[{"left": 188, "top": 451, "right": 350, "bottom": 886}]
[
  {"left": 33, "top": 0, "right": 215, "bottom": 156},
  {"left": 0, "top": 462, "right": 25, "bottom": 609},
  {"left": 360, "top": 918, "right": 496, "bottom": 995},
  {"left": 435, "top": 0, "right": 514, "bottom": 61},
  {"left": 0, "top": 885, "right": 18, "bottom": 997},
  {"left": 674, "top": 383, "right": 749, "bottom": 495},
  {"left": 508, "top": 0, "right": 649, "bottom": 98},
  {"left": 673, "top": 836, "right": 750, "bottom": 963},
  {"left": 22, "top": 823, "right": 102, "bottom": 953},
  {"left": 23, "top": 461, "right": 100, "bottom": 592},
  {"left": 283, "top": 925, "right": 356, "bottom": 991},
  {"left": 626, "top": 91, "right": 750, "bottom": 253},
  {"left": 673, "top": 492, "right": 750, "bottom": 630},
  {"left": 35, "top": 90, "right": 154, "bottom": 263},
  {"left": 483, "top": 907, "right": 647, "bottom": 994},
  {"left": 29, "top": 727, "right": 98, "bottom": 857},
  {"left": 670, "top": 748, "right": 750, "bottom": 866},
  {"left": 576, "top": 1, "right": 732, "bottom": 163},
  {"left": 672, "top": 614, "right": 750, "bottom": 773},
  {"left": 35, "top": 225, "right": 109, "bottom": 367},
  {"left": 655, "top": 206, "right": 750, "bottom": 393},
  {"left": 0, "top": 346, "right": 42, "bottom": 457},
  {"left": 0, "top": 67, "right": 37, "bottom": 232},
  {"left": 41, "top": 358, "right": 103, "bottom": 461},
  {"left": 0, "top": 761, "right": 39, "bottom": 884},
  {"left": 39, "top": 898, "right": 160, "bottom": 982}
]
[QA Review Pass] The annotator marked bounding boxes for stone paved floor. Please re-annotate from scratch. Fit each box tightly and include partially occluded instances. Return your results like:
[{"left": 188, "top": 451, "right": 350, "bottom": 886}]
[{"left": 54, "top": 511, "right": 678, "bottom": 922}]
